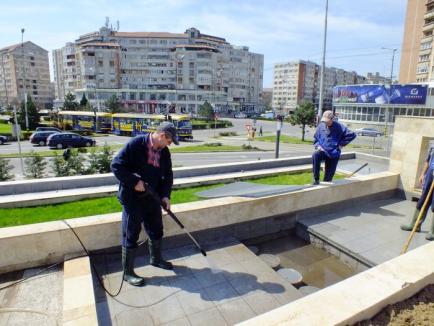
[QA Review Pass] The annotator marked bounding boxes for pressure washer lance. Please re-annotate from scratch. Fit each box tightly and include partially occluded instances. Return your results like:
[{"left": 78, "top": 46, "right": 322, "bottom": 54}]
[
  {"left": 140, "top": 183, "right": 207, "bottom": 257},
  {"left": 347, "top": 162, "right": 369, "bottom": 177}
]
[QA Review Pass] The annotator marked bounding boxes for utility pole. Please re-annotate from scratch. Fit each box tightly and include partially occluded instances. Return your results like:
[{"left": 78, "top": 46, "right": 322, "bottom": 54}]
[
  {"left": 275, "top": 115, "right": 283, "bottom": 159},
  {"left": 21, "top": 28, "right": 29, "bottom": 130},
  {"left": 13, "top": 105, "right": 24, "bottom": 175},
  {"left": 382, "top": 47, "right": 397, "bottom": 157},
  {"left": 318, "top": 0, "right": 329, "bottom": 120}
]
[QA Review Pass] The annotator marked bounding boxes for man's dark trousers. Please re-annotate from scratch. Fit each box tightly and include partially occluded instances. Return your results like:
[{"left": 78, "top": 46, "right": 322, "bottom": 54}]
[
  {"left": 312, "top": 150, "right": 339, "bottom": 182},
  {"left": 121, "top": 198, "right": 163, "bottom": 248}
]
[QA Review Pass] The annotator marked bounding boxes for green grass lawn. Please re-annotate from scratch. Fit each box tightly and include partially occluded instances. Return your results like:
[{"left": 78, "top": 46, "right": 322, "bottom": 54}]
[
  {"left": 0, "top": 123, "right": 12, "bottom": 133},
  {"left": 0, "top": 172, "right": 343, "bottom": 228},
  {"left": 256, "top": 135, "right": 312, "bottom": 145}
]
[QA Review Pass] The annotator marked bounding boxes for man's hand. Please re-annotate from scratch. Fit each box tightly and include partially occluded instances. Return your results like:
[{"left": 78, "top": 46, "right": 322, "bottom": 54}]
[
  {"left": 161, "top": 197, "right": 171, "bottom": 210},
  {"left": 134, "top": 180, "right": 147, "bottom": 192}
]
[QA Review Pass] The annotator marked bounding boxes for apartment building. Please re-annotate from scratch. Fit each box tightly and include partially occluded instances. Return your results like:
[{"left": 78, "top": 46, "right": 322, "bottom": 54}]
[
  {"left": 399, "top": 0, "right": 428, "bottom": 83},
  {"left": 366, "top": 72, "right": 390, "bottom": 84},
  {"left": 0, "top": 41, "right": 52, "bottom": 108},
  {"left": 272, "top": 60, "right": 365, "bottom": 115},
  {"left": 53, "top": 26, "right": 263, "bottom": 114}
]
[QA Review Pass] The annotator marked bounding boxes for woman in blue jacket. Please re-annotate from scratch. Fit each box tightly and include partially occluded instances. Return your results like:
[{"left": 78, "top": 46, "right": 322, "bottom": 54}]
[{"left": 312, "top": 111, "right": 356, "bottom": 184}]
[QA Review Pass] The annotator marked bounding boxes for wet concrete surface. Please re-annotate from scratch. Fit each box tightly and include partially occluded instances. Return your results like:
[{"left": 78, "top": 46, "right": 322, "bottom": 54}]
[
  {"left": 298, "top": 197, "right": 432, "bottom": 266},
  {"left": 247, "top": 235, "right": 356, "bottom": 289},
  {"left": 91, "top": 241, "right": 302, "bottom": 325},
  {"left": 0, "top": 266, "right": 63, "bottom": 326}
]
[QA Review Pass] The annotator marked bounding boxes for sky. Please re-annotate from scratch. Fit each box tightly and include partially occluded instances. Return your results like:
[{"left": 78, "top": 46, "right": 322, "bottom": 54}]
[{"left": 0, "top": 0, "right": 408, "bottom": 87}]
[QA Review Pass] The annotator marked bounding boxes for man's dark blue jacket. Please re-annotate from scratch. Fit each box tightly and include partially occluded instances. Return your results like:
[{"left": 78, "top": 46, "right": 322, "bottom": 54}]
[
  {"left": 111, "top": 134, "right": 173, "bottom": 205},
  {"left": 313, "top": 121, "right": 356, "bottom": 159}
]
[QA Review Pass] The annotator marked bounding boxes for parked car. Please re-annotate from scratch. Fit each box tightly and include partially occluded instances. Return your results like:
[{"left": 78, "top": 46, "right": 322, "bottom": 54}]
[
  {"left": 0, "top": 135, "right": 7, "bottom": 145},
  {"left": 36, "top": 127, "right": 62, "bottom": 132},
  {"left": 47, "top": 132, "right": 96, "bottom": 149},
  {"left": 30, "top": 131, "right": 59, "bottom": 146},
  {"left": 355, "top": 128, "right": 384, "bottom": 137}
]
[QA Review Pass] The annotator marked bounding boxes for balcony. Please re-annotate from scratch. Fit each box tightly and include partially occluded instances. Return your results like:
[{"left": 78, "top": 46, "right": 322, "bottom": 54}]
[
  {"left": 422, "top": 21, "right": 434, "bottom": 32},
  {"left": 425, "top": 9, "right": 434, "bottom": 20}
]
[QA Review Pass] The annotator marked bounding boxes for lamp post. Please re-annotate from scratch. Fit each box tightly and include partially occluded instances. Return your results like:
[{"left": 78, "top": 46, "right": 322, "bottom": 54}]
[
  {"left": 382, "top": 47, "right": 397, "bottom": 157},
  {"left": 21, "top": 28, "right": 29, "bottom": 130},
  {"left": 318, "top": 0, "right": 329, "bottom": 120}
]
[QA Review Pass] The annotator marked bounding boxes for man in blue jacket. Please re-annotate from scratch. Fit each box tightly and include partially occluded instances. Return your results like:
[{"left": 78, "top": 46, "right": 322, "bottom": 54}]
[
  {"left": 312, "top": 111, "right": 356, "bottom": 185},
  {"left": 400, "top": 146, "right": 434, "bottom": 240},
  {"left": 111, "top": 122, "right": 178, "bottom": 286}
]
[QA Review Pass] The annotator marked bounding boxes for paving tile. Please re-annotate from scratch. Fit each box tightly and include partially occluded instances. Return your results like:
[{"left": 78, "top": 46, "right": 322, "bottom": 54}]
[
  {"left": 148, "top": 295, "right": 186, "bottom": 325},
  {"left": 161, "top": 317, "right": 191, "bottom": 326},
  {"left": 167, "top": 274, "right": 202, "bottom": 292},
  {"left": 176, "top": 290, "right": 215, "bottom": 315},
  {"left": 217, "top": 298, "right": 256, "bottom": 325},
  {"left": 203, "top": 281, "right": 239, "bottom": 305},
  {"left": 228, "top": 273, "right": 263, "bottom": 296},
  {"left": 243, "top": 290, "right": 281, "bottom": 314},
  {"left": 187, "top": 306, "right": 228, "bottom": 326},
  {"left": 191, "top": 268, "right": 226, "bottom": 288},
  {"left": 116, "top": 307, "right": 154, "bottom": 326}
]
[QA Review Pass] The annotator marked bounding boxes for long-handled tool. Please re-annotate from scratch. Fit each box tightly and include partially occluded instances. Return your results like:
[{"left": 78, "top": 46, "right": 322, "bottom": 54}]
[
  {"left": 143, "top": 184, "right": 207, "bottom": 257},
  {"left": 401, "top": 180, "right": 434, "bottom": 254},
  {"left": 347, "top": 162, "right": 369, "bottom": 177}
]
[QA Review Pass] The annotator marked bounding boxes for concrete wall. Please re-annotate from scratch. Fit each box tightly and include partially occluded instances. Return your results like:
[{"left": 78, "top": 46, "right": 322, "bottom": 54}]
[
  {"left": 0, "top": 153, "right": 356, "bottom": 196},
  {"left": 0, "top": 171, "right": 398, "bottom": 273},
  {"left": 389, "top": 116, "right": 434, "bottom": 192}
]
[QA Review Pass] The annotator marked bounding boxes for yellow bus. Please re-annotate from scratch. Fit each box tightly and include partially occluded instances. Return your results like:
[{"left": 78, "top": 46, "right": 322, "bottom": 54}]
[{"left": 58, "top": 111, "right": 112, "bottom": 133}]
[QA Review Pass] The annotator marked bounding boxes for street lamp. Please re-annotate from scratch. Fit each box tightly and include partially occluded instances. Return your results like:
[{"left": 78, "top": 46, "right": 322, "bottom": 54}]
[
  {"left": 318, "top": 0, "right": 329, "bottom": 120},
  {"left": 382, "top": 47, "right": 397, "bottom": 157},
  {"left": 21, "top": 28, "right": 29, "bottom": 130}
]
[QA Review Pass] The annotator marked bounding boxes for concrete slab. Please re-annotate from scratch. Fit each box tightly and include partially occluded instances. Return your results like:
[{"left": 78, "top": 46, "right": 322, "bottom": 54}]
[
  {"left": 298, "top": 197, "right": 432, "bottom": 267},
  {"left": 197, "top": 181, "right": 312, "bottom": 198},
  {"left": 0, "top": 266, "right": 63, "bottom": 326},
  {"left": 92, "top": 242, "right": 302, "bottom": 325}
]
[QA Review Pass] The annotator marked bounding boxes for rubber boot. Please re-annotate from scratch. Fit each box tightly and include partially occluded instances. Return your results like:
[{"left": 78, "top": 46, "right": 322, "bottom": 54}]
[
  {"left": 122, "top": 247, "right": 145, "bottom": 286},
  {"left": 425, "top": 212, "right": 434, "bottom": 241},
  {"left": 149, "top": 238, "right": 173, "bottom": 270},
  {"left": 400, "top": 209, "right": 425, "bottom": 232}
]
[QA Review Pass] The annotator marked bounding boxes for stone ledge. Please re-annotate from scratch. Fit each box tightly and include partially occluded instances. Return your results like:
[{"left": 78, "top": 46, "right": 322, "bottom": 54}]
[
  {"left": 0, "top": 172, "right": 399, "bottom": 274},
  {"left": 63, "top": 256, "right": 97, "bottom": 325}
]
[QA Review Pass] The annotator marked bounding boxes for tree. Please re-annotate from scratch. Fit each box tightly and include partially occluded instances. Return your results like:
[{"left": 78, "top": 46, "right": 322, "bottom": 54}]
[
  {"left": 0, "top": 158, "right": 13, "bottom": 181},
  {"left": 80, "top": 94, "right": 88, "bottom": 108},
  {"left": 86, "top": 143, "right": 114, "bottom": 174},
  {"left": 198, "top": 101, "right": 214, "bottom": 120},
  {"left": 105, "top": 95, "right": 121, "bottom": 114},
  {"left": 24, "top": 151, "right": 47, "bottom": 179},
  {"left": 288, "top": 101, "right": 317, "bottom": 141},
  {"left": 63, "top": 92, "right": 79, "bottom": 111},
  {"left": 18, "top": 95, "right": 39, "bottom": 130},
  {"left": 51, "top": 150, "right": 84, "bottom": 177}
]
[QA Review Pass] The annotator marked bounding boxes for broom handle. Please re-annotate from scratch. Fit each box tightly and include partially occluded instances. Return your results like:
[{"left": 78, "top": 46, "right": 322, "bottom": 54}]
[{"left": 401, "top": 179, "right": 434, "bottom": 254}]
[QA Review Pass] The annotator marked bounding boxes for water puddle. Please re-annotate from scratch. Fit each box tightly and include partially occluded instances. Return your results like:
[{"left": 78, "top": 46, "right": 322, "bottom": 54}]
[{"left": 246, "top": 235, "right": 357, "bottom": 288}]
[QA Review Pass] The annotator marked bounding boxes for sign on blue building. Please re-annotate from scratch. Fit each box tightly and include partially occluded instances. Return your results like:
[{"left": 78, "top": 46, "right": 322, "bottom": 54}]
[{"left": 333, "top": 84, "right": 427, "bottom": 105}]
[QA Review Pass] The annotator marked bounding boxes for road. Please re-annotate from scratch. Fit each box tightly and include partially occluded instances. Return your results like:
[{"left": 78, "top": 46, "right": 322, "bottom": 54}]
[{"left": 2, "top": 118, "right": 389, "bottom": 179}]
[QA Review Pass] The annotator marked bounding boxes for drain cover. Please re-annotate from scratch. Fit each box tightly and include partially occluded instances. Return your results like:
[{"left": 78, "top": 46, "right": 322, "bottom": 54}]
[
  {"left": 259, "top": 254, "right": 280, "bottom": 269},
  {"left": 277, "top": 268, "right": 303, "bottom": 284}
]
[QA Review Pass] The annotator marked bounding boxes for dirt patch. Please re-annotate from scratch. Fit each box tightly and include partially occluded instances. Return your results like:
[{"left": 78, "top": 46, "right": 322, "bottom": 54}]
[{"left": 357, "top": 284, "right": 434, "bottom": 326}]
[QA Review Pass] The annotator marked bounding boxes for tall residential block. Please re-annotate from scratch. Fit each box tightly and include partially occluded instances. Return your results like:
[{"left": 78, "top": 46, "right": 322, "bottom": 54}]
[
  {"left": 53, "top": 26, "right": 263, "bottom": 114},
  {"left": 0, "top": 41, "right": 51, "bottom": 108},
  {"left": 399, "top": 0, "right": 433, "bottom": 83},
  {"left": 272, "top": 60, "right": 365, "bottom": 114}
]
